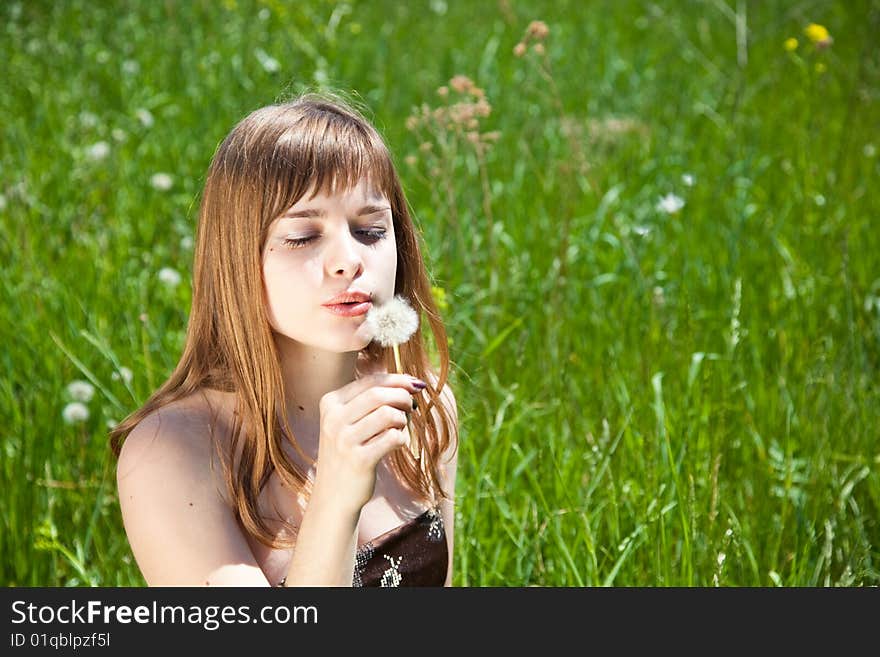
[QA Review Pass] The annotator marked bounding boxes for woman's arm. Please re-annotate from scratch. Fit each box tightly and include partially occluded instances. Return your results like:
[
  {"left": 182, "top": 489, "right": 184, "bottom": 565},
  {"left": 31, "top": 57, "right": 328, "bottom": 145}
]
[{"left": 116, "top": 407, "right": 270, "bottom": 585}]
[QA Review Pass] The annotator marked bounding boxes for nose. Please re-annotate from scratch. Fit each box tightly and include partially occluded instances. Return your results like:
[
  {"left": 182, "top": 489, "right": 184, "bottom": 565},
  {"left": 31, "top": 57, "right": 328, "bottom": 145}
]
[{"left": 325, "top": 229, "right": 364, "bottom": 279}]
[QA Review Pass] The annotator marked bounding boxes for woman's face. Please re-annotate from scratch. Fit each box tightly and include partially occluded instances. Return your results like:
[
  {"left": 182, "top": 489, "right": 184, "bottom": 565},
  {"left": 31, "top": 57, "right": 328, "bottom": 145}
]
[{"left": 261, "top": 177, "right": 398, "bottom": 353}]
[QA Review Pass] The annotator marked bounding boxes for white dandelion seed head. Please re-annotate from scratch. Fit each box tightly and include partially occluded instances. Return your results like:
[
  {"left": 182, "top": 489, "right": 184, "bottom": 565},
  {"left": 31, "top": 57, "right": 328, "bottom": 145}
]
[
  {"left": 62, "top": 402, "right": 90, "bottom": 424},
  {"left": 657, "top": 193, "right": 685, "bottom": 214},
  {"left": 86, "top": 141, "right": 110, "bottom": 161},
  {"left": 364, "top": 295, "right": 419, "bottom": 347},
  {"left": 66, "top": 380, "right": 95, "bottom": 402},
  {"left": 136, "top": 108, "right": 154, "bottom": 128},
  {"left": 158, "top": 267, "right": 182, "bottom": 287},
  {"left": 111, "top": 366, "right": 133, "bottom": 384},
  {"left": 150, "top": 173, "right": 173, "bottom": 191},
  {"left": 255, "top": 48, "right": 280, "bottom": 73}
]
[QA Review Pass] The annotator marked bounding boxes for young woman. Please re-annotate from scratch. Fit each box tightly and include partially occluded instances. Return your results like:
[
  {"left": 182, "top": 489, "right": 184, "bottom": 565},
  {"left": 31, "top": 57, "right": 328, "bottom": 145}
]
[{"left": 110, "top": 93, "right": 459, "bottom": 587}]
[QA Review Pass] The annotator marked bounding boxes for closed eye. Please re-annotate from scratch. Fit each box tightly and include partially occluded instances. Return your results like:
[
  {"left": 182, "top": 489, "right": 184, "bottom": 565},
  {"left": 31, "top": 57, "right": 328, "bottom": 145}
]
[{"left": 281, "top": 228, "right": 387, "bottom": 250}]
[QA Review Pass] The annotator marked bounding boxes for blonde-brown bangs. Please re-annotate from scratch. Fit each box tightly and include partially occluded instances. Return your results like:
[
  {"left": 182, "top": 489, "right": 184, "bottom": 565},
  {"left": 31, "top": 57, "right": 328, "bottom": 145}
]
[{"left": 261, "top": 102, "right": 397, "bottom": 228}]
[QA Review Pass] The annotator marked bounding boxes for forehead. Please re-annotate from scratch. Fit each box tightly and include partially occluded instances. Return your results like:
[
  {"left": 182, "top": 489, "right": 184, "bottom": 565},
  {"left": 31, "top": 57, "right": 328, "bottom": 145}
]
[{"left": 289, "top": 176, "right": 388, "bottom": 210}]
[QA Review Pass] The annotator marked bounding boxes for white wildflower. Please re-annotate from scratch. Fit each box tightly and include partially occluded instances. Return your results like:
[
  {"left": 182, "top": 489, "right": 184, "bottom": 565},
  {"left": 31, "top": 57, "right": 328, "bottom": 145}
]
[
  {"left": 122, "top": 59, "right": 140, "bottom": 75},
  {"left": 657, "top": 193, "right": 685, "bottom": 214},
  {"left": 111, "top": 128, "right": 127, "bottom": 142},
  {"left": 364, "top": 295, "right": 420, "bottom": 347},
  {"left": 136, "top": 108, "right": 154, "bottom": 128},
  {"left": 111, "top": 366, "right": 133, "bottom": 384},
  {"left": 682, "top": 173, "right": 695, "bottom": 187},
  {"left": 86, "top": 141, "right": 110, "bottom": 161},
  {"left": 96, "top": 50, "right": 110, "bottom": 64},
  {"left": 79, "top": 111, "right": 99, "bottom": 128},
  {"left": 158, "top": 267, "right": 182, "bottom": 287},
  {"left": 258, "top": 7, "right": 270, "bottom": 20},
  {"left": 813, "top": 194, "right": 826, "bottom": 207},
  {"left": 864, "top": 144, "right": 876, "bottom": 158},
  {"left": 633, "top": 224, "right": 651, "bottom": 237},
  {"left": 66, "top": 380, "right": 95, "bottom": 402},
  {"left": 62, "top": 402, "right": 90, "bottom": 424},
  {"left": 150, "top": 173, "right": 173, "bottom": 191},
  {"left": 717, "top": 552, "right": 726, "bottom": 566},
  {"left": 180, "top": 235, "right": 194, "bottom": 250},
  {"left": 255, "top": 48, "right": 280, "bottom": 74}
]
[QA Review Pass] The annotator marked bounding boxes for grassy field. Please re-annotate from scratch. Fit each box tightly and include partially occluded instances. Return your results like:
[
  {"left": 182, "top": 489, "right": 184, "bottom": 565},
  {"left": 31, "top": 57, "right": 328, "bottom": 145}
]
[{"left": 2, "top": 0, "right": 878, "bottom": 586}]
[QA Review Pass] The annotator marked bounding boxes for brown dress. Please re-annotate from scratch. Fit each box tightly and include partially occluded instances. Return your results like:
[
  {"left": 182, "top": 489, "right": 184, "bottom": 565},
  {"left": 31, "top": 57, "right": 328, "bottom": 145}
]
[
  {"left": 276, "top": 505, "right": 448, "bottom": 587},
  {"left": 353, "top": 505, "right": 447, "bottom": 587}
]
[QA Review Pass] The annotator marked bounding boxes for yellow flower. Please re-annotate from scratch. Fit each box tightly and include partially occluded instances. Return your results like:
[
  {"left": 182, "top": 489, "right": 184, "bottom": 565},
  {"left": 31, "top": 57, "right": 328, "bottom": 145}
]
[
  {"left": 431, "top": 286, "right": 449, "bottom": 312},
  {"left": 804, "top": 23, "right": 831, "bottom": 45},
  {"left": 784, "top": 37, "right": 798, "bottom": 52}
]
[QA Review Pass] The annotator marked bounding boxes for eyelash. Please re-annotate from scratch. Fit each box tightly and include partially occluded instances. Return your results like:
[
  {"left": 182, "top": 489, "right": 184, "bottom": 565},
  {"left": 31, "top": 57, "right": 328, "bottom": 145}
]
[{"left": 281, "top": 229, "right": 388, "bottom": 250}]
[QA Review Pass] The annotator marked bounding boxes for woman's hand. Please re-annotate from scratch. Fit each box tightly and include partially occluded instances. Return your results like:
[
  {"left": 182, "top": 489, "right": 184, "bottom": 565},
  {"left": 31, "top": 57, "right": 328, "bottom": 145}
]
[{"left": 313, "top": 373, "right": 426, "bottom": 512}]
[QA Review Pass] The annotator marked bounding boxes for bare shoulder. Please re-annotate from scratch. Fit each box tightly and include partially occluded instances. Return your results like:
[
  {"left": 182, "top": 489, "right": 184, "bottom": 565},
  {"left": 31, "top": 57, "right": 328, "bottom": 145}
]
[
  {"left": 116, "top": 391, "right": 231, "bottom": 498},
  {"left": 116, "top": 390, "right": 267, "bottom": 585}
]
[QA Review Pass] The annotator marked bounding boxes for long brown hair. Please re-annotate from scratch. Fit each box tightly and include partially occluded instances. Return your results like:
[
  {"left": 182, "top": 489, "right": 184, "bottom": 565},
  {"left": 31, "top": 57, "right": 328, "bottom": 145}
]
[{"left": 109, "top": 92, "right": 456, "bottom": 549}]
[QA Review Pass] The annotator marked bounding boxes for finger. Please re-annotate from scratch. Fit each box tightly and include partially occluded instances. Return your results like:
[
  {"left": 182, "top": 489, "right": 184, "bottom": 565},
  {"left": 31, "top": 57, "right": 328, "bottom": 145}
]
[
  {"left": 346, "top": 386, "right": 416, "bottom": 424},
  {"left": 349, "top": 405, "right": 408, "bottom": 445},
  {"left": 362, "top": 428, "right": 409, "bottom": 464},
  {"left": 338, "top": 373, "right": 426, "bottom": 404}
]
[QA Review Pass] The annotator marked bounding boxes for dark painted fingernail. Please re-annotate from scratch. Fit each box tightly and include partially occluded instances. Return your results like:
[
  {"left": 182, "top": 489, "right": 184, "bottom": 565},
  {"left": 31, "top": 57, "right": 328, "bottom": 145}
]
[
  {"left": 412, "top": 398, "right": 419, "bottom": 410},
  {"left": 412, "top": 379, "right": 427, "bottom": 389}
]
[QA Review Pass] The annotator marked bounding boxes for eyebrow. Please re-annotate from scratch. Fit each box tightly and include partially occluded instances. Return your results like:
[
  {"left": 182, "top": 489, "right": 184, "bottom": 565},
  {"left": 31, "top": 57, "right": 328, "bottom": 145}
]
[{"left": 282, "top": 204, "right": 391, "bottom": 219}]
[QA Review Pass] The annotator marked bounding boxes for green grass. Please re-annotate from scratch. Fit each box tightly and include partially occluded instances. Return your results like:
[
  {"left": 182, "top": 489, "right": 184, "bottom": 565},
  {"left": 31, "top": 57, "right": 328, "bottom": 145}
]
[{"left": 2, "top": 0, "right": 878, "bottom": 586}]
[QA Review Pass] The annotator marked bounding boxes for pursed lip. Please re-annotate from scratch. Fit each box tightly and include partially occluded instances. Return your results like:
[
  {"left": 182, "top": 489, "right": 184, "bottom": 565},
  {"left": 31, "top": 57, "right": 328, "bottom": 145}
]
[{"left": 322, "top": 290, "right": 372, "bottom": 306}]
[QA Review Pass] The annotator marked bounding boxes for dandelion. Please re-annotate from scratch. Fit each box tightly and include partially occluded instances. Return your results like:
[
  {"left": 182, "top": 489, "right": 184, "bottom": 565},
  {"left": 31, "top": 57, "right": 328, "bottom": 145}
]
[
  {"left": 682, "top": 173, "right": 695, "bottom": 187},
  {"left": 255, "top": 48, "right": 280, "bottom": 74},
  {"left": 150, "top": 173, "right": 173, "bottom": 191},
  {"left": 111, "top": 367, "right": 133, "bottom": 385},
  {"left": 657, "top": 193, "right": 685, "bottom": 214},
  {"left": 804, "top": 23, "right": 832, "bottom": 48},
  {"left": 364, "top": 295, "right": 421, "bottom": 459},
  {"left": 136, "top": 108, "right": 154, "bottom": 128},
  {"left": 66, "top": 380, "right": 95, "bottom": 402},
  {"left": 79, "top": 111, "right": 99, "bottom": 128},
  {"left": 62, "top": 402, "right": 90, "bottom": 424},
  {"left": 86, "top": 141, "right": 110, "bottom": 161},
  {"left": 158, "top": 267, "right": 182, "bottom": 287},
  {"left": 784, "top": 37, "right": 798, "bottom": 52}
]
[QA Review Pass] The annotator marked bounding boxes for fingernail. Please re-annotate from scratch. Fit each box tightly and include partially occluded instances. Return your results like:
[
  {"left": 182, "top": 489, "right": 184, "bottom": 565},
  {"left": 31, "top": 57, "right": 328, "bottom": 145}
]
[
  {"left": 412, "top": 398, "right": 419, "bottom": 411},
  {"left": 411, "top": 378, "right": 427, "bottom": 390}
]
